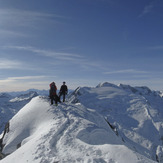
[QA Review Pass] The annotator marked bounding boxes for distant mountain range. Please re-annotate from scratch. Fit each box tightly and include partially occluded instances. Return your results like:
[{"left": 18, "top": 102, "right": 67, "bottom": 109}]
[
  {"left": 5, "top": 89, "right": 49, "bottom": 97},
  {"left": 0, "top": 91, "right": 40, "bottom": 134},
  {"left": 0, "top": 83, "right": 163, "bottom": 162}
]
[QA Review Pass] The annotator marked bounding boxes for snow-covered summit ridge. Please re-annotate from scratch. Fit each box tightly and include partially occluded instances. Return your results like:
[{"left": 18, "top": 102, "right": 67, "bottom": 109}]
[
  {"left": 96, "top": 82, "right": 119, "bottom": 88},
  {"left": 68, "top": 82, "right": 163, "bottom": 162},
  {"left": 1, "top": 95, "right": 156, "bottom": 163},
  {"left": 1, "top": 82, "right": 163, "bottom": 162},
  {"left": 97, "top": 82, "right": 161, "bottom": 96}
]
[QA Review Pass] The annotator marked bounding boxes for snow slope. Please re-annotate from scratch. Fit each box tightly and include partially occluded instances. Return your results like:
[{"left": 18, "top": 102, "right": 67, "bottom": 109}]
[
  {"left": 68, "top": 83, "right": 163, "bottom": 162},
  {"left": 0, "top": 91, "right": 38, "bottom": 134},
  {"left": 1, "top": 82, "right": 163, "bottom": 162},
  {"left": 0, "top": 96, "right": 156, "bottom": 162}
]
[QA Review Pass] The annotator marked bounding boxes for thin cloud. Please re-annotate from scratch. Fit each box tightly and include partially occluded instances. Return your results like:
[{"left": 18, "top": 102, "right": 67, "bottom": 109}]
[
  {"left": 3, "top": 45, "right": 109, "bottom": 72},
  {"left": 80, "top": 61, "right": 105, "bottom": 71},
  {"left": 8, "top": 76, "right": 47, "bottom": 81},
  {"left": 0, "top": 76, "right": 50, "bottom": 84},
  {"left": 142, "top": 4, "right": 153, "bottom": 14},
  {"left": 6, "top": 45, "right": 107, "bottom": 70},
  {"left": 0, "top": 8, "right": 66, "bottom": 38},
  {"left": 0, "top": 57, "right": 40, "bottom": 71},
  {"left": 4, "top": 45, "right": 86, "bottom": 63},
  {"left": 0, "top": 29, "right": 28, "bottom": 38},
  {"left": 104, "top": 69, "right": 148, "bottom": 75},
  {"left": 138, "top": 3, "right": 154, "bottom": 18},
  {"left": 0, "top": 8, "right": 65, "bottom": 27},
  {"left": 0, "top": 58, "right": 22, "bottom": 69}
]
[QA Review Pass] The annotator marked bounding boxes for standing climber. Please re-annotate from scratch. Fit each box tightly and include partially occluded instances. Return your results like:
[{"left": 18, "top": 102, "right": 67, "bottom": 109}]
[
  {"left": 59, "top": 81, "right": 68, "bottom": 102},
  {"left": 49, "top": 82, "right": 60, "bottom": 105}
]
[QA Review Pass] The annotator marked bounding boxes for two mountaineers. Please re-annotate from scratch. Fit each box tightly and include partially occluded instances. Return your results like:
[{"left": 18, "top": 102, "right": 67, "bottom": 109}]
[
  {"left": 49, "top": 82, "right": 60, "bottom": 105},
  {"left": 59, "top": 81, "right": 68, "bottom": 102}
]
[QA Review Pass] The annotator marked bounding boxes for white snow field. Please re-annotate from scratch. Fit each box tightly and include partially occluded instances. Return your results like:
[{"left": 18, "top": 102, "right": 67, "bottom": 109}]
[
  {"left": 1, "top": 82, "right": 163, "bottom": 163},
  {"left": 0, "top": 91, "right": 38, "bottom": 134}
]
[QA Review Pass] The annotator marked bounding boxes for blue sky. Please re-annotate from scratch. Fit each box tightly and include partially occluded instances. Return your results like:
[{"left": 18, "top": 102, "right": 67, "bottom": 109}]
[{"left": 0, "top": 0, "right": 163, "bottom": 92}]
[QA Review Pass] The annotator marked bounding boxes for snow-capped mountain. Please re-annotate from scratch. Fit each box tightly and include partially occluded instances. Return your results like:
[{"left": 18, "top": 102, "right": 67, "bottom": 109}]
[
  {"left": 7, "top": 89, "right": 49, "bottom": 97},
  {"left": 0, "top": 91, "right": 39, "bottom": 134},
  {"left": 0, "top": 82, "right": 163, "bottom": 162},
  {"left": 68, "top": 83, "right": 163, "bottom": 162},
  {"left": 9, "top": 91, "right": 38, "bottom": 102}
]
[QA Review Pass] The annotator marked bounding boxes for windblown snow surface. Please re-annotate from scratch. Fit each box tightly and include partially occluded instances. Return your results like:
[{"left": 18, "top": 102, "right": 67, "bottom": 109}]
[
  {"left": 0, "top": 91, "right": 38, "bottom": 134},
  {"left": 1, "top": 82, "right": 163, "bottom": 163}
]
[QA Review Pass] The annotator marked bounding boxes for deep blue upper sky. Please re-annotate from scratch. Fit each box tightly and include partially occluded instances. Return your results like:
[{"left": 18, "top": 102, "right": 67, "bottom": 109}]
[{"left": 0, "top": 0, "right": 163, "bottom": 91}]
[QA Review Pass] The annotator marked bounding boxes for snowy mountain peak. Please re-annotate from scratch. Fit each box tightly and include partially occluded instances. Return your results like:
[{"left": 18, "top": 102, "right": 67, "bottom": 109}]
[
  {"left": 97, "top": 82, "right": 161, "bottom": 97},
  {"left": 96, "top": 82, "right": 119, "bottom": 88},
  {"left": 119, "top": 83, "right": 161, "bottom": 97},
  {"left": 67, "top": 83, "right": 163, "bottom": 162},
  {"left": 1, "top": 82, "right": 163, "bottom": 162},
  {"left": 0, "top": 95, "right": 157, "bottom": 163},
  {"left": 9, "top": 91, "right": 38, "bottom": 102}
]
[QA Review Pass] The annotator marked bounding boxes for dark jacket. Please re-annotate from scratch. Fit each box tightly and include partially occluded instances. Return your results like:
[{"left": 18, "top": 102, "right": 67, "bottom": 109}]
[
  {"left": 49, "top": 83, "right": 57, "bottom": 97},
  {"left": 60, "top": 85, "right": 68, "bottom": 94}
]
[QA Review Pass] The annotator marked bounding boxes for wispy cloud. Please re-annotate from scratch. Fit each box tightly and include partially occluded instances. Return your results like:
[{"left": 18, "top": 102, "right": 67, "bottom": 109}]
[
  {"left": 0, "top": 75, "right": 52, "bottom": 84},
  {"left": 0, "top": 29, "right": 28, "bottom": 38},
  {"left": 0, "top": 8, "right": 64, "bottom": 27},
  {"left": 104, "top": 69, "right": 148, "bottom": 75},
  {"left": 139, "top": 3, "right": 154, "bottom": 18},
  {"left": 8, "top": 76, "right": 47, "bottom": 81},
  {"left": 4, "top": 45, "right": 108, "bottom": 71},
  {"left": 4, "top": 45, "right": 84, "bottom": 63},
  {"left": 0, "top": 8, "right": 66, "bottom": 39},
  {"left": 3, "top": 45, "right": 116, "bottom": 73},
  {"left": 142, "top": 4, "right": 153, "bottom": 14},
  {"left": 0, "top": 58, "right": 22, "bottom": 69},
  {"left": 0, "top": 57, "right": 42, "bottom": 71}
]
